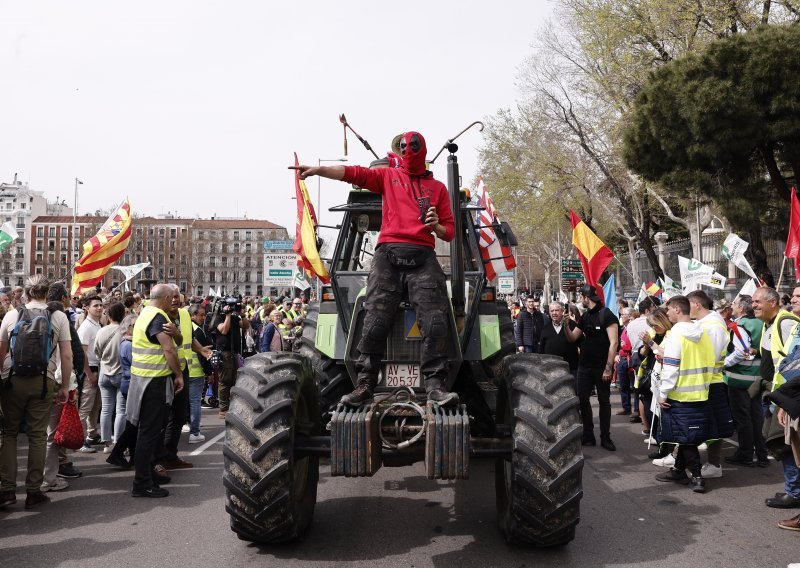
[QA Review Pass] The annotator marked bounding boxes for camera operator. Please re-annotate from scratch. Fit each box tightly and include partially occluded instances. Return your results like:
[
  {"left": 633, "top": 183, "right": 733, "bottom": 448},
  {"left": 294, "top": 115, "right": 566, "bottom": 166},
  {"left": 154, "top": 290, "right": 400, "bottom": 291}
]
[{"left": 211, "top": 298, "right": 249, "bottom": 419}]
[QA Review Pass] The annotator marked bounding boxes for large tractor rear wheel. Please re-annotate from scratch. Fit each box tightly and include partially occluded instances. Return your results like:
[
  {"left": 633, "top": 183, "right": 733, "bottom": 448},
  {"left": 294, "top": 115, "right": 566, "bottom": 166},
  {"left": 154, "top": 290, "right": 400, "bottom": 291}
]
[
  {"left": 495, "top": 354, "right": 583, "bottom": 546},
  {"left": 223, "top": 352, "right": 321, "bottom": 543},
  {"left": 298, "top": 302, "right": 351, "bottom": 421}
]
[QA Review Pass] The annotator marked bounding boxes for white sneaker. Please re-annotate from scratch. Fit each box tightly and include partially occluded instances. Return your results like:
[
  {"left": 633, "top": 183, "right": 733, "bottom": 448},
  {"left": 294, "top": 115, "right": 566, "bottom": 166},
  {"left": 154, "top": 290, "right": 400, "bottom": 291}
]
[
  {"left": 698, "top": 442, "right": 708, "bottom": 451},
  {"left": 78, "top": 444, "right": 97, "bottom": 453},
  {"left": 701, "top": 463, "right": 723, "bottom": 478},
  {"left": 103, "top": 445, "right": 113, "bottom": 454},
  {"left": 188, "top": 433, "right": 206, "bottom": 444},
  {"left": 181, "top": 424, "right": 190, "bottom": 434},
  {"left": 644, "top": 436, "right": 657, "bottom": 445},
  {"left": 653, "top": 454, "right": 676, "bottom": 467},
  {"left": 41, "top": 478, "right": 69, "bottom": 492}
]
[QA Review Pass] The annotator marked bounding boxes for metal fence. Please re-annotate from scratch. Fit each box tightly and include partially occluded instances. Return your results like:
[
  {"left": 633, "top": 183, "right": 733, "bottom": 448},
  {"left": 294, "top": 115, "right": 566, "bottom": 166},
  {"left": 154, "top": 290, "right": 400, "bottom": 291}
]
[{"left": 616, "top": 228, "right": 794, "bottom": 298}]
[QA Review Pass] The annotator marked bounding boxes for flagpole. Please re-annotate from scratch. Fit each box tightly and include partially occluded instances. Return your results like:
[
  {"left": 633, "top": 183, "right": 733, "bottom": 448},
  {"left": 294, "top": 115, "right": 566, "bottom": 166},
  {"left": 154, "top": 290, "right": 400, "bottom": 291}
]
[{"left": 776, "top": 255, "right": 788, "bottom": 291}]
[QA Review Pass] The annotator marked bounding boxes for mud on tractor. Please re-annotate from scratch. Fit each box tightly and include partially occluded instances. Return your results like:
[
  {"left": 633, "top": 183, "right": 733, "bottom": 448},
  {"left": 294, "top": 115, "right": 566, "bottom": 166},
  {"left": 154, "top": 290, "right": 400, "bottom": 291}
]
[{"left": 223, "top": 136, "right": 584, "bottom": 547}]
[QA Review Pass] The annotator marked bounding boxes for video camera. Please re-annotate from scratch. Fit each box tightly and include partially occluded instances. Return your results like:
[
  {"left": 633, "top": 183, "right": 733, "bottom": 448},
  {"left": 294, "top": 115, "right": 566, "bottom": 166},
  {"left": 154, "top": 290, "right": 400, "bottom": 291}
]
[{"left": 212, "top": 295, "right": 243, "bottom": 316}]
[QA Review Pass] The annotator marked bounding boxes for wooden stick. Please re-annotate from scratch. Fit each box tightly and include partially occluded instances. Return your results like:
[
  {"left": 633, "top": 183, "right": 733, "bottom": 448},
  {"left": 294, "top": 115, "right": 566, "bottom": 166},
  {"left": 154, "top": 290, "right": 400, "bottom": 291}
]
[{"left": 776, "top": 255, "right": 788, "bottom": 290}]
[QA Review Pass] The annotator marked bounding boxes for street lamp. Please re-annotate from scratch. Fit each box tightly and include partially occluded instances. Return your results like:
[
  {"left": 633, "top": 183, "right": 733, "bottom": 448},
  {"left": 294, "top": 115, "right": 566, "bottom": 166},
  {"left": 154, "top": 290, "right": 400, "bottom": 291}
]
[
  {"left": 317, "top": 158, "right": 347, "bottom": 224},
  {"left": 73, "top": 178, "right": 83, "bottom": 265}
]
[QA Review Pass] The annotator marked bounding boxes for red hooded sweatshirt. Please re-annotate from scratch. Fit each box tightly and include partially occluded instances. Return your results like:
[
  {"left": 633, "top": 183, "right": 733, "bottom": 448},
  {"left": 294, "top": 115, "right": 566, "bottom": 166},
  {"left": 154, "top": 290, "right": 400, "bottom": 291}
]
[{"left": 340, "top": 131, "right": 455, "bottom": 248}]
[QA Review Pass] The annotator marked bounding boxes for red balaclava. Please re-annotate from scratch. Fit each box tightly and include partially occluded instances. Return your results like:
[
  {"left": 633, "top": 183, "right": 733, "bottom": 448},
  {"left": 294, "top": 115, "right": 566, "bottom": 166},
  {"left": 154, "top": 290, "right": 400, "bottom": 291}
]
[{"left": 399, "top": 131, "right": 427, "bottom": 176}]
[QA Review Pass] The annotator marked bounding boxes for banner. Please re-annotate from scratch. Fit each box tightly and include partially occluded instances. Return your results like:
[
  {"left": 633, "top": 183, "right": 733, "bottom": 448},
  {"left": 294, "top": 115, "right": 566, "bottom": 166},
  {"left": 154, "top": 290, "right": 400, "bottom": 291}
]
[
  {"left": 112, "top": 262, "right": 150, "bottom": 284},
  {"left": 603, "top": 275, "right": 618, "bottom": 318},
  {"left": 737, "top": 278, "right": 758, "bottom": 298},
  {"left": 660, "top": 274, "right": 683, "bottom": 300},
  {"left": 678, "top": 256, "right": 714, "bottom": 292},
  {"left": 720, "top": 233, "right": 758, "bottom": 279},
  {"left": 0, "top": 222, "right": 19, "bottom": 253}
]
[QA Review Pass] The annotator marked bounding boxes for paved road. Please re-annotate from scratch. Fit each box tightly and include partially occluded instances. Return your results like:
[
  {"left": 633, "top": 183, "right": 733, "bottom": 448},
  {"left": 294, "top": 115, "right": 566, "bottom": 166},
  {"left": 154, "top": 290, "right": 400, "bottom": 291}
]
[{"left": 2, "top": 401, "right": 798, "bottom": 568}]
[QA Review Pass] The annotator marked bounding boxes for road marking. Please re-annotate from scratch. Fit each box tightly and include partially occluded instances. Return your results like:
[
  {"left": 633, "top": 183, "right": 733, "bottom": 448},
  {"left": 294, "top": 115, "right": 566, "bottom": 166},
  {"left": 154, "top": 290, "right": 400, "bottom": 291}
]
[{"left": 190, "top": 430, "right": 225, "bottom": 456}]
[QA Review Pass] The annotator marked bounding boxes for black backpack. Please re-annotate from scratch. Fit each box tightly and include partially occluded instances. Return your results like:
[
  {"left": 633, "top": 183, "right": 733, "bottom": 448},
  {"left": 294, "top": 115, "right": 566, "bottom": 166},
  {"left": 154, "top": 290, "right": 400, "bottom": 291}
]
[{"left": 9, "top": 307, "right": 55, "bottom": 398}]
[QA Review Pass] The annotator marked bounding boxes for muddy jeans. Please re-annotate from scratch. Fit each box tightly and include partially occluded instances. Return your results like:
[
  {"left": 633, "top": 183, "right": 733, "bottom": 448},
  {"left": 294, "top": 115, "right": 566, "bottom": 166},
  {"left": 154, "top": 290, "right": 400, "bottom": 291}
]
[
  {"left": 218, "top": 352, "right": 237, "bottom": 412},
  {"left": 355, "top": 244, "right": 450, "bottom": 384}
]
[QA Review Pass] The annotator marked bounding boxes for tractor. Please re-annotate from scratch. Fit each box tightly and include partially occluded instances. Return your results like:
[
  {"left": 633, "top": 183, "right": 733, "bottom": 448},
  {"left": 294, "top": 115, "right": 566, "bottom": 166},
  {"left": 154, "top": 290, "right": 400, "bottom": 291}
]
[{"left": 222, "top": 136, "right": 584, "bottom": 547}]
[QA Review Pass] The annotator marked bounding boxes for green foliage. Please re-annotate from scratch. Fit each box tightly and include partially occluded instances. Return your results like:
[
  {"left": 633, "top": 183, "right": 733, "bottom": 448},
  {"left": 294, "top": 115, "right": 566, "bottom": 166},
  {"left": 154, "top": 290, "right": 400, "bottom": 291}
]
[{"left": 623, "top": 23, "right": 800, "bottom": 201}]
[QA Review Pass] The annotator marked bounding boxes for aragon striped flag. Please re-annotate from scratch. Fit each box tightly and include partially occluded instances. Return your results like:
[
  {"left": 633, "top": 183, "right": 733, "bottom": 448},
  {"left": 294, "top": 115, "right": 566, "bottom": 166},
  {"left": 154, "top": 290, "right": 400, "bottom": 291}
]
[
  {"left": 475, "top": 176, "right": 516, "bottom": 281},
  {"left": 569, "top": 209, "right": 614, "bottom": 301},
  {"left": 292, "top": 153, "right": 330, "bottom": 284},
  {"left": 71, "top": 199, "right": 132, "bottom": 296}
]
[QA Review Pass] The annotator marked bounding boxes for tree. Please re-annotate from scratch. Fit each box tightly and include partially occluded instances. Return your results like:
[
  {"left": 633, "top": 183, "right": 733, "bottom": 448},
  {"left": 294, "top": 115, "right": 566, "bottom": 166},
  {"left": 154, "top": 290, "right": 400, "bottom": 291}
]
[{"left": 623, "top": 23, "right": 800, "bottom": 281}]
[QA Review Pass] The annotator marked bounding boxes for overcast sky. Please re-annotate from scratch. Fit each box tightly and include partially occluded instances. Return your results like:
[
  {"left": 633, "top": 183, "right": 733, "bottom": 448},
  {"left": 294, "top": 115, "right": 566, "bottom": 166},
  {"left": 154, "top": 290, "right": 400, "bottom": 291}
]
[{"left": 1, "top": 1, "right": 552, "bottom": 235}]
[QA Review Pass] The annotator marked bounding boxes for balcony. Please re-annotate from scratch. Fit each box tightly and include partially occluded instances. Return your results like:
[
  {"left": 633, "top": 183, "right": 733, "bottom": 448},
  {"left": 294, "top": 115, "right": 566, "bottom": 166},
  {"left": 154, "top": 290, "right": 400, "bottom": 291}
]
[{"left": 15, "top": 253, "right": 24, "bottom": 259}]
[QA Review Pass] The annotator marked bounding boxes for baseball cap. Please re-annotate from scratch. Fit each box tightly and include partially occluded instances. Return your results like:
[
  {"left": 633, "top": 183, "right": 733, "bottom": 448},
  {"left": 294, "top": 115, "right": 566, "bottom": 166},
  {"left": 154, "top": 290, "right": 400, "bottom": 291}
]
[{"left": 579, "top": 284, "right": 602, "bottom": 303}]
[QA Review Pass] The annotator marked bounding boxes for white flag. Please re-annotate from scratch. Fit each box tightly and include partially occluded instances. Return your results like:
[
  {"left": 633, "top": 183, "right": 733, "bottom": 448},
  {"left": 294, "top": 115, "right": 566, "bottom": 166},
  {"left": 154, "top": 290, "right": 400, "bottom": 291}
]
[
  {"left": 112, "top": 262, "right": 151, "bottom": 283},
  {"left": 209, "top": 287, "right": 219, "bottom": 298},
  {"left": 705, "top": 271, "right": 727, "bottom": 290},
  {"left": 720, "top": 233, "right": 758, "bottom": 279},
  {"left": 660, "top": 274, "right": 682, "bottom": 300},
  {"left": 559, "top": 290, "right": 569, "bottom": 304},
  {"left": 293, "top": 271, "right": 311, "bottom": 291},
  {"left": 635, "top": 283, "right": 648, "bottom": 306},
  {"left": 737, "top": 278, "right": 758, "bottom": 298},
  {"left": 678, "top": 256, "right": 714, "bottom": 292}
]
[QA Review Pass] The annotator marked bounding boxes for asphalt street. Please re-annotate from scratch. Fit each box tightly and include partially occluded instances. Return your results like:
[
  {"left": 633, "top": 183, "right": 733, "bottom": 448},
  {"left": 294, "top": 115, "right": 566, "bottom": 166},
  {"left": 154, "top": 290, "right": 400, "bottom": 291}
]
[{"left": 1, "top": 398, "right": 799, "bottom": 568}]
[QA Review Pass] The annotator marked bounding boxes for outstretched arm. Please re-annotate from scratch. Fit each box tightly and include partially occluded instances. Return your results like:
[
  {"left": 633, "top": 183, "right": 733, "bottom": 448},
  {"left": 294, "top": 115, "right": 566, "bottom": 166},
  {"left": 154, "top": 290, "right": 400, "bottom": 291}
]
[{"left": 290, "top": 165, "right": 345, "bottom": 181}]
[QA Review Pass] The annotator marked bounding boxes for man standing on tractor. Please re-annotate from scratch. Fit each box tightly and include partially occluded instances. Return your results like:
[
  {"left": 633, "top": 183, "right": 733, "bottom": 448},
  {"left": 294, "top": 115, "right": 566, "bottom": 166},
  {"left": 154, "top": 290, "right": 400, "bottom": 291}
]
[{"left": 292, "top": 131, "right": 457, "bottom": 405}]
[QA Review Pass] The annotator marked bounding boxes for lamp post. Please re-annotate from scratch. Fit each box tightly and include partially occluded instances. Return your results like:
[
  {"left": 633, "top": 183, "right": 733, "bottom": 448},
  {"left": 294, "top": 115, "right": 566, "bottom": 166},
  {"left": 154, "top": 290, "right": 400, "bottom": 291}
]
[
  {"left": 317, "top": 158, "right": 347, "bottom": 224},
  {"left": 73, "top": 178, "right": 83, "bottom": 265}
]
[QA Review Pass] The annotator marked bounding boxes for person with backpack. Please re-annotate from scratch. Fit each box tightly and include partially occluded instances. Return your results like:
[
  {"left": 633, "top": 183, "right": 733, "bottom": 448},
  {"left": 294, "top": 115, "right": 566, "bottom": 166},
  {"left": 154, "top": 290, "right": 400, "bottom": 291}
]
[{"left": 0, "top": 275, "right": 74, "bottom": 510}]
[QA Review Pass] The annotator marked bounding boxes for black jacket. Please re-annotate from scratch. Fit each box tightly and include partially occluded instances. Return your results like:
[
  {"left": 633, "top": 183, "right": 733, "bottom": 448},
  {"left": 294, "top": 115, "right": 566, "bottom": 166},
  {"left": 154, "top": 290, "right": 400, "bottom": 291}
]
[
  {"left": 515, "top": 309, "right": 544, "bottom": 350},
  {"left": 539, "top": 320, "right": 579, "bottom": 370}
]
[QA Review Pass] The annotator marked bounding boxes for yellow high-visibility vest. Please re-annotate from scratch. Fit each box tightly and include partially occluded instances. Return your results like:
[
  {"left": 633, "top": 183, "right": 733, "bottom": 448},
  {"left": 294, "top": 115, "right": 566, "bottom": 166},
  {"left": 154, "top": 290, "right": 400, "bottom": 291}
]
[
  {"left": 764, "top": 309, "right": 800, "bottom": 390},
  {"left": 131, "top": 305, "right": 172, "bottom": 378},
  {"left": 176, "top": 308, "right": 193, "bottom": 373},
  {"left": 187, "top": 321, "right": 206, "bottom": 378},
  {"left": 700, "top": 317, "right": 728, "bottom": 385},
  {"left": 668, "top": 332, "right": 715, "bottom": 402}
]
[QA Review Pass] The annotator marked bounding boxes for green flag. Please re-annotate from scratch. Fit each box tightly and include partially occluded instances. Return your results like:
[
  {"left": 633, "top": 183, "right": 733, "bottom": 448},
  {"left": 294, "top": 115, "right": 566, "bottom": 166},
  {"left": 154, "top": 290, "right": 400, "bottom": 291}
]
[{"left": 0, "top": 222, "right": 18, "bottom": 252}]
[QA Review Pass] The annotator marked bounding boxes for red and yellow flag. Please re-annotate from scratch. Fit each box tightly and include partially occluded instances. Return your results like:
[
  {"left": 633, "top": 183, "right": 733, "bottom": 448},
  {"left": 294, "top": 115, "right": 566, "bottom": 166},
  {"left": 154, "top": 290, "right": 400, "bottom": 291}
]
[
  {"left": 569, "top": 209, "right": 614, "bottom": 298},
  {"left": 646, "top": 281, "right": 663, "bottom": 296},
  {"left": 71, "top": 199, "right": 132, "bottom": 295},
  {"left": 292, "top": 154, "right": 330, "bottom": 284}
]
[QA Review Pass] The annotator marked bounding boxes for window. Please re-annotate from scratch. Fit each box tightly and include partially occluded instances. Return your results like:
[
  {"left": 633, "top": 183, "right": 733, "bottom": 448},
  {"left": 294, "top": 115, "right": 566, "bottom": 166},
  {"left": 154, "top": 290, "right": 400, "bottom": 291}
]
[
  {"left": 245, "top": 230, "right": 252, "bottom": 240},
  {"left": 36, "top": 227, "right": 43, "bottom": 237},
  {"left": 245, "top": 257, "right": 251, "bottom": 267},
  {"left": 198, "top": 231, "right": 205, "bottom": 240},
  {"left": 170, "top": 228, "right": 176, "bottom": 238},
  {"left": 48, "top": 240, "right": 55, "bottom": 250},
  {"left": 179, "top": 281, "right": 186, "bottom": 292},
  {"left": 257, "top": 231, "right": 263, "bottom": 240},
  {"left": 233, "top": 231, "right": 239, "bottom": 241},
  {"left": 256, "top": 271, "right": 262, "bottom": 281},
  {"left": 169, "top": 267, "right": 175, "bottom": 277},
  {"left": 20, "top": 203, "right": 26, "bottom": 210},
  {"left": 169, "top": 253, "right": 175, "bottom": 262},
  {"left": 245, "top": 243, "right": 251, "bottom": 253},
  {"left": 136, "top": 228, "right": 143, "bottom": 237},
  {"left": 49, "top": 227, "right": 55, "bottom": 237},
  {"left": 36, "top": 240, "right": 43, "bottom": 251},
  {"left": 48, "top": 253, "right": 55, "bottom": 264},
  {"left": 149, "top": 228, "right": 154, "bottom": 236},
  {"left": 209, "top": 243, "right": 216, "bottom": 253},
  {"left": 159, "top": 228, "right": 166, "bottom": 237},
  {"left": 222, "top": 256, "right": 228, "bottom": 267},
  {"left": 136, "top": 241, "right": 143, "bottom": 251},
  {"left": 136, "top": 254, "right": 142, "bottom": 263},
  {"left": 61, "top": 254, "right": 67, "bottom": 264},
  {"left": 16, "top": 246, "right": 22, "bottom": 255},
  {"left": 35, "top": 266, "right": 42, "bottom": 274},
  {"left": 158, "top": 254, "right": 164, "bottom": 265},
  {"left": 147, "top": 242, "right": 154, "bottom": 252},
  {"left": 233, "top": 243, "right": 239, "bottom": 253},
  {"left": 61, "top": 227, "right": 67, "bottom": 237},
  {"left": 209, "top": 271, "right": 216, "bottom": 282},
  {"left": 61, "top": 239, "right": 67, "bottom": 250},
  {"left": 16, "top": 262, "right": 22, "bottom": 270},
  {"left": 210, "top": 256, "right": 216, "bottom": 267}
]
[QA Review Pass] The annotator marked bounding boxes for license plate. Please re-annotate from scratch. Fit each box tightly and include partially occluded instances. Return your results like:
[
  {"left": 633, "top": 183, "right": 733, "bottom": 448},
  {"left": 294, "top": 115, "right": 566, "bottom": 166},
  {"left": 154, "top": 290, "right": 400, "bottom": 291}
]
[{"left": 383, "top": 364, "right": 421, "bottom": 388}]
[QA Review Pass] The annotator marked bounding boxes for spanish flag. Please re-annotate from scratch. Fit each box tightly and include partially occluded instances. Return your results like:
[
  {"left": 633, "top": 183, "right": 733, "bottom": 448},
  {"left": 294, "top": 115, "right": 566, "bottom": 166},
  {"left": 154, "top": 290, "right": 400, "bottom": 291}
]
[
  {"left": 570, "top": 209, "right": 614, "bottom": 298},
  {"left": 292, "top": 153, "right": 330, "bottom": 284},
  {"left": 646, "top": 281, "right": 663, "bottom": 296},
  {"left": 71, "top": 199, "right": 132, "bottom": 295}
]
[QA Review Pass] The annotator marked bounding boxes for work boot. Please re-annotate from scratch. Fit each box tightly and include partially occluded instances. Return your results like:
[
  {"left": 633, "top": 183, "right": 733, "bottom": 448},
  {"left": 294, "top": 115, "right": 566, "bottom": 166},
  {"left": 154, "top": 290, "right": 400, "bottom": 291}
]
[
  {"left": 425, "top": 378, "right": 459, "bottom": 406},
  {"left": 340, "top": 378, "right": 377, "bottom": 407}
]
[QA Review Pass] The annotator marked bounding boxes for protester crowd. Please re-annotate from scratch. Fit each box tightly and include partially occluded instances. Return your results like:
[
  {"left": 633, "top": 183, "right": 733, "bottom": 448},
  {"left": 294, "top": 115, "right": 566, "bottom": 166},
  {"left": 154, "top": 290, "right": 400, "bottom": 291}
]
[
  {"left": 511, "top": 284, "right": 800, "bottom": 532},
  {"left": 0, "top": 276, "right": 306, "bottom": 506}
]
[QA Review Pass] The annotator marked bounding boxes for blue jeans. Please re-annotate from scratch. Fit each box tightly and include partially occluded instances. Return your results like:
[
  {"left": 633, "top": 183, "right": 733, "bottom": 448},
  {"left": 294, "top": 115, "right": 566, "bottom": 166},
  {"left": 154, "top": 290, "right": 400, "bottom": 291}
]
[
  {"left": 783, "top": 452, "right": 800, "bottom": 499},
  {"left": 98, "top": 372, "right": 126, "bottom": 443},
  {"left": 616, "top": 357, "right": 638, "bottom": 414},
  {"left": 188, "top": 377, "right": 205, "bottom": 436}
]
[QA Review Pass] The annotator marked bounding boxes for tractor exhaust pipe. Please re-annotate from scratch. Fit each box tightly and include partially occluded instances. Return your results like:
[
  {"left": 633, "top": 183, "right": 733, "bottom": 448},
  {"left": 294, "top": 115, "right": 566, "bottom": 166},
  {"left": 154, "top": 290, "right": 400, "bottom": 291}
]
[{"left": 447, "top": 144, "right": 466, "bottom": 331}]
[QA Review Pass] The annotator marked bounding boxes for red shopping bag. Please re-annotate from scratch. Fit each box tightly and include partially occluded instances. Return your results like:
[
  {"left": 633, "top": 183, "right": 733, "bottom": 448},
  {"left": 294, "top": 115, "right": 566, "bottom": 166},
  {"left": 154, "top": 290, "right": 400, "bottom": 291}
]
[{"left": 54, "top": 400, "right": 84, "bottom": 450}]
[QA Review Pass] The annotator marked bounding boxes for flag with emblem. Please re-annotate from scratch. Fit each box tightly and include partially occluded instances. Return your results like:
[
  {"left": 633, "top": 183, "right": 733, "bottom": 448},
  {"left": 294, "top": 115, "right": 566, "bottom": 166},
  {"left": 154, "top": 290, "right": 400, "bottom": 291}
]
[
  {"left": 292, "top": 153, "right": 330, "bottom": 284},
  {"left": 646, "top": 281, "right": 663, "bottom": 297},
  {"left": 475, "top": 176, "right": 516, "bottom": 281},
  {"left": 0, "top": 222, "right": 19, "bottom": 253},
  {"left": 71, "top": 199, "right": 132, "bottom": 295},
  {"left": 569, "top": 210, "right": 614, "bottom": 300}
]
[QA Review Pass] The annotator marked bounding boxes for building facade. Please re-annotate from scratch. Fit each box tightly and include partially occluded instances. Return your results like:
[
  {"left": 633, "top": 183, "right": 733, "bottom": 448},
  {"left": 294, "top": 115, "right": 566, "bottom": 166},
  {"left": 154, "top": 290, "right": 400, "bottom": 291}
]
[
  {"left": 29, "top": 215, "right": 288, "bottom": 296},
  {"left": 0, "top": 179, "right": 72, "bottom": 287}
]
